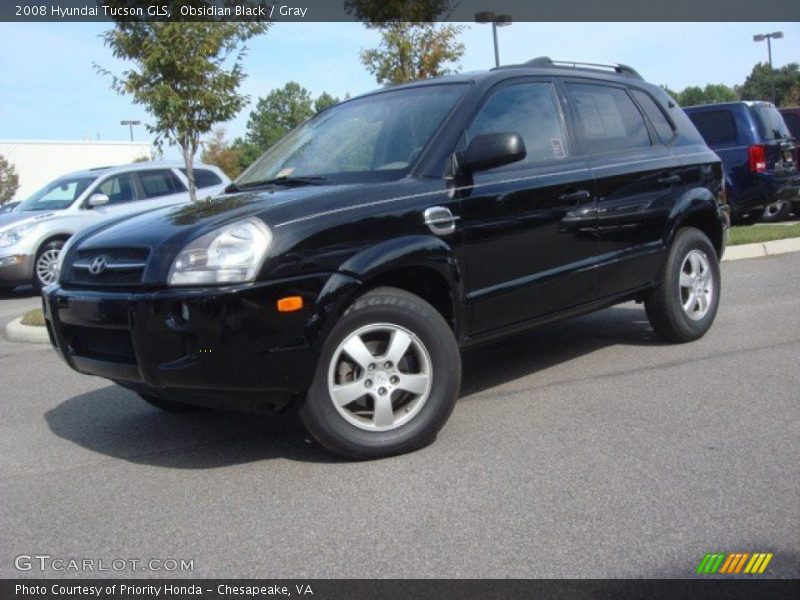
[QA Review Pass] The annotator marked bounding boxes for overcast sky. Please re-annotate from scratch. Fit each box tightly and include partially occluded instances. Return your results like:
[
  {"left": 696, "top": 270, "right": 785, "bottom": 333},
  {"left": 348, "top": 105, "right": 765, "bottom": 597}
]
[{"left": 1, "top": 21, "right": 797, "bottom": 150}]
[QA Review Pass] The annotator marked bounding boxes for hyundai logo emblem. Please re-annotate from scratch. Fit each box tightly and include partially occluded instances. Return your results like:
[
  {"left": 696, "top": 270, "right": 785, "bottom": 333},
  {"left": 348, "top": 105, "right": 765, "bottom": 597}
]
[{"left": 88, "top": 256, "right": 109, "bottom": 275}]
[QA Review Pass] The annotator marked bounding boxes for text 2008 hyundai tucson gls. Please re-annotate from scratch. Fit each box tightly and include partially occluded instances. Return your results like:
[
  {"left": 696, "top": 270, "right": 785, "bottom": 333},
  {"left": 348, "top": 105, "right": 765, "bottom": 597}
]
[{"left": 44, "top": 58, "right": 729, "bottom": 459}]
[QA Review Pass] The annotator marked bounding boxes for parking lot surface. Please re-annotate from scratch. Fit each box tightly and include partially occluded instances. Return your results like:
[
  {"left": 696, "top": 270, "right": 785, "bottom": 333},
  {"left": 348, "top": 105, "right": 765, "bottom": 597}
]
[{"left": 1, "top": 254, "right": 798, "bottom": 578}]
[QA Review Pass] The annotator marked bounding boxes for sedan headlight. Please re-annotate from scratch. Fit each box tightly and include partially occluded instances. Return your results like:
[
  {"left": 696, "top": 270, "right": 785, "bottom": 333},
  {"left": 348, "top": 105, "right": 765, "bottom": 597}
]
[
  {"left": 0, "top": 223, "right": 37, "bottom": 248},
  {"left": 168, "top": 218, "right": 272, "bottom": 286}
]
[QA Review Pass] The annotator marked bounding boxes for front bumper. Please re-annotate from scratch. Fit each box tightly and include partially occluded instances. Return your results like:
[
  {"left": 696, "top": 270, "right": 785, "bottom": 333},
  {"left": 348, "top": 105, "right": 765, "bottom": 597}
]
[
  {"left": 43, "top": 273, "right": 352, "bottom": 411},
  {"left": 0, "top": 253, "right": 33, "bottom": 285}
]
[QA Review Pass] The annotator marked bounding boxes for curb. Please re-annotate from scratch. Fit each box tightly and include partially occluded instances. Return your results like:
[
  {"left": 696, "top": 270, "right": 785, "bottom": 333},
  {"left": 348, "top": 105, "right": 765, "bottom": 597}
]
[
  {"left": 722, "top": 237, "right": 800, "bottom": 262},
  {"left": 4, "top": 317, "right": 50, "bottom": 345}
]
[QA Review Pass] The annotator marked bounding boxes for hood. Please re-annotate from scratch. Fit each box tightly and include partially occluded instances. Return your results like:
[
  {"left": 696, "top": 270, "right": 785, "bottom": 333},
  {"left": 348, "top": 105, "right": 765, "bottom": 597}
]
[
  {"left": 0, "top": 210, "right": 56, "bottom": 232},
  {"left": 74, "top": 183, "right": 368, "bottom": 251}
]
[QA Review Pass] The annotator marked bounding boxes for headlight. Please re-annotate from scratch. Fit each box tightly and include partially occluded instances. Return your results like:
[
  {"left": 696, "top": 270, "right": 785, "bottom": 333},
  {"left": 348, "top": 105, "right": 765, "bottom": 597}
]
[
  {"left": 0, "top": 223, "right": 37, "bottom": 248},
  {"left": 168, "top": 218, "right": 272, "bottom": 286}
]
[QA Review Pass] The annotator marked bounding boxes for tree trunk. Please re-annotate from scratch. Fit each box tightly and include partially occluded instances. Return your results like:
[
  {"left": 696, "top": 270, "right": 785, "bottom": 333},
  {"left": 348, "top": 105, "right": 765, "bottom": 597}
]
[{"left": 181, "top": 144, "right": 197, "bottom": 203}]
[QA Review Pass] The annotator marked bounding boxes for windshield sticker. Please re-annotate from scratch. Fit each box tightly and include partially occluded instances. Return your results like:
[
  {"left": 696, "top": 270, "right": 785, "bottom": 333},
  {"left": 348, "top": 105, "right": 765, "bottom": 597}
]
[
  {"left": 551, "top": 138, "right": 566, "bottom": 159},
  {"left": 276, "top": 167, "right": 296, "bottom": 178}
]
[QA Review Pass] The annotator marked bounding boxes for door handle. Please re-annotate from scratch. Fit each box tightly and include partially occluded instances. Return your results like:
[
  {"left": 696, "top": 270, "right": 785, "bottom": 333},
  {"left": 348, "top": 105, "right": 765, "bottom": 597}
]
[
  {"left": 558, "top": 189, "right": 592, "bottom": 203},
  {"left": 657, "top": 174, "right": 682, "bottom": 186},
  {"left": 423, "top": 206, "right": 460, "bottom": 236}
]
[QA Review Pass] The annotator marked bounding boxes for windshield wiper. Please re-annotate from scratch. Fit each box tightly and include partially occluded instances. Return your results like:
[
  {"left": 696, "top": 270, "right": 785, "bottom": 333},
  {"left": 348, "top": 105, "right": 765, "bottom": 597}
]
[{"left": 229, "top": 176, "right": 330, "bottom": 192}]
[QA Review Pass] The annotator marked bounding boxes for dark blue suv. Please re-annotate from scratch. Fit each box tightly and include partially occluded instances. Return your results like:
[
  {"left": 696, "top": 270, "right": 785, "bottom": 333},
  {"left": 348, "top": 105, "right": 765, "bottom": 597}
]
[{"left": 684, "top": 101, "right": 798, "bottom": 222}]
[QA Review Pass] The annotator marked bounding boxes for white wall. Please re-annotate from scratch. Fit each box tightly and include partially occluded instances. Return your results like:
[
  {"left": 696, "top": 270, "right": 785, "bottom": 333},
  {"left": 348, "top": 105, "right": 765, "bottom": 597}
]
[{"left": 0, "top": 140, "right": 152, "bottom": 200}]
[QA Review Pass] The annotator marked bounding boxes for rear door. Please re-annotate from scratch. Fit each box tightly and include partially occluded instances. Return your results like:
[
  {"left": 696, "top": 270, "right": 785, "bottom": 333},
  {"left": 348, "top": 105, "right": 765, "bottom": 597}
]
[
  {"left": 130, "top": 169, "right": 190, "bottom": 213},
  {"left": 456, "top": 78, "right": 598, "bottom": 334},
  {"left": 563, "top": 81, "right": 679, "bottom": 297}
]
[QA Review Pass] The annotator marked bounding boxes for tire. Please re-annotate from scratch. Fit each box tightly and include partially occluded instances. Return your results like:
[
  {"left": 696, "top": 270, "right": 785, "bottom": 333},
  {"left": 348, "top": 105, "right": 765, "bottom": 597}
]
[
  {"left": 645, "top": 227, "right": 721, "bottom": 343},
  {"left": 761, "top": 200, "right": 791, "bottom": 222},
  {"left": 33, "top": 239, "right": 64, "bottom": 291},
  {"left": 300, "top": 287, "right": 461, "bottom": 460},
  {"left": 138, "top": 393, "right": 204, "bottom": 413}
]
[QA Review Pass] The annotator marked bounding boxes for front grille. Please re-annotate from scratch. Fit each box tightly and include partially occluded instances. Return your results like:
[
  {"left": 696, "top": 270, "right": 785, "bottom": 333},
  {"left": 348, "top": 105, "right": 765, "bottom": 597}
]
[
  {"left": 62, "top": 324, "right": 136, "bottom": 364},
  {"left": 66, "top": 247, "right": 149, "bottom": 287}
]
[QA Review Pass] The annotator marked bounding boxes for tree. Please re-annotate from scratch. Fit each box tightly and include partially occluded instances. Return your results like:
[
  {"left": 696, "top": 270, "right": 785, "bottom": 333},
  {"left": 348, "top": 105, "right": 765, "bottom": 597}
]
[
  {"left": 670, "top": 83, "right": 738, "bottom": 107},
  {"left": 0, "top": 154, "right": 19, "bottom": 203},
  {"left": 245, "top": 82, "right": 315, "bottom": 151},
  {"left": 201, "top": 128, "right": 250, "bottom": 179},
  {"left": 359, "top": 22, "right": 465, "bottom": 86},
  {"left": 738, "top": 62, "right": 800, "bottom": 107},
  {"left": 97, "top": 7, "right": 268, "bottom": 201},
  {"left": 243, "top": 84, "right": 340, "bottom": 156},
  {"left": 314, "top": 91, "right": 340, "bottom": 113}
]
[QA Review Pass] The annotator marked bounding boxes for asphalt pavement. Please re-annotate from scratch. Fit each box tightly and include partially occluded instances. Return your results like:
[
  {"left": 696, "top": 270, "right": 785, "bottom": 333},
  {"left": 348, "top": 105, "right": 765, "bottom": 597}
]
[{"left": 0, "top": 254, "right": 798, "bottom": 578}]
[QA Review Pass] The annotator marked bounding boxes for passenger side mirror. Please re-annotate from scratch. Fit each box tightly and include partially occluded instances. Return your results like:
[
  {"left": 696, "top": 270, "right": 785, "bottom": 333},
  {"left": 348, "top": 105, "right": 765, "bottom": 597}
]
[
  {"left": 458, "top": 132, "right": 526, "bottom": 174},
  {"left": 87, "top": 193, "right": 110, "bottom": 208}
]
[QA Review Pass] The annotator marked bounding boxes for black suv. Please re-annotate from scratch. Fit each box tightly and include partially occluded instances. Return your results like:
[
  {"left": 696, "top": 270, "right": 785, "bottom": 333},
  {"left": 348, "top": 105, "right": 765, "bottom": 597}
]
[{"left": 44, "top": 58, "right": 728, "bottom": 459}]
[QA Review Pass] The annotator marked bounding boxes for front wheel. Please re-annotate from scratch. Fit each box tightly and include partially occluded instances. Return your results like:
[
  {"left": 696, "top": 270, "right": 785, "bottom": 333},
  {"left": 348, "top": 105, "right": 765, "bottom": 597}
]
[
  {"left": 33, "top": 240, "right": 64, "bottom": 290},
  {"left": 645, "top": 227, "right": 721, "bottom": 343},
  {"left": 301, "top": 287, "right": 461, "bottom": 460}
]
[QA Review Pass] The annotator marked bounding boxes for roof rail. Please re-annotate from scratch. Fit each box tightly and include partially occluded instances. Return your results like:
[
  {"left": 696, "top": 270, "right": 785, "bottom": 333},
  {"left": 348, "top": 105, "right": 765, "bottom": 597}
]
[{"left": 507, "top": 56, "right": 643, "bottom": 80}]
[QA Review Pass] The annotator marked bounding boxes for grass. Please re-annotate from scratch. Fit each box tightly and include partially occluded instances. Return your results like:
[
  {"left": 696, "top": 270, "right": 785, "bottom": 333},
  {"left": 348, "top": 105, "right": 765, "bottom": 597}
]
[
  {"left": 20, "top": 308, "right": 45, "bottom": 327},
  {"left": 729, "top": 222, "right": 800, "bottom": 246}
]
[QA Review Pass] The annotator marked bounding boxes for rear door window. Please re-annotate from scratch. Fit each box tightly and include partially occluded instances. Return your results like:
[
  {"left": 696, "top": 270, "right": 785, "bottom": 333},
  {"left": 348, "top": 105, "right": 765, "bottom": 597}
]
[
  {"left": 688, "top": 110, "right": 737, "bottom": 145},
  {"left": 137, "top": 170, "right": 187, "bottom": 199},
  {"left": 97, "top": 174, "right": 137, "bottom": 205},
  {"left": 566, "top": 83, "right": 652, "bottom": 153},
  {"left": 466, "top": 81, "right": 570, "bottom": 167}
]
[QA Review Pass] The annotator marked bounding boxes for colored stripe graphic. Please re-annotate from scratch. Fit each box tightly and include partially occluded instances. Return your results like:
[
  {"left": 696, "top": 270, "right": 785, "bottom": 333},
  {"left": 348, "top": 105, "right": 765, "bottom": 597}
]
[{"left": 698, "top": 552, "right": 774, "bottom": 575}]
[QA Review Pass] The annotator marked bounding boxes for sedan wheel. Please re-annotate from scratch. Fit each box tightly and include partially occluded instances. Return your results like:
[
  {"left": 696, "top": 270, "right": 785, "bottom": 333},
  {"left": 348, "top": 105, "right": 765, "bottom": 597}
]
[
  {"left": 761, "top": 200, "right": 790, "bottom": 222},
  {"left": 34, "top": 240, "right": 64, "bottom": 290}
]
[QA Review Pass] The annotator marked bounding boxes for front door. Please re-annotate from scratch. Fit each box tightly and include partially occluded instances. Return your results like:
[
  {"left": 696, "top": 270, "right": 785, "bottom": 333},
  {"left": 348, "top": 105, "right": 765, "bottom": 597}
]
[{"left": 455, "top": 79, "right": 599, "bottom": 335}]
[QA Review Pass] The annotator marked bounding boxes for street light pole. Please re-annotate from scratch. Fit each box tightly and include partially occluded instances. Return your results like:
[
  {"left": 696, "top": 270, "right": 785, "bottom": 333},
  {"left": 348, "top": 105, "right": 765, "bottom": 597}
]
[
  {"left": 120, "top": 119, "right": 141, "bottom": 142},
  {"left": 753, "top": 31, "right": 783, "bottom": 104},
  {"left": 475, "top": 12, "right": 512, "bottom": 68}
]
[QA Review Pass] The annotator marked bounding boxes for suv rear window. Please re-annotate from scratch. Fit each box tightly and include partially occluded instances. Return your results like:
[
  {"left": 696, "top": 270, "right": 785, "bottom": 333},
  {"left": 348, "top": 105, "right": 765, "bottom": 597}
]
[
  {"left": 181, "top": 168, "right": 223, "bottom": 188},
  {"left": 567, "top": 83, "right": 651, "bottom": 153},
  {"left": 688, "top": 110, "right": 737, "bottom": 145},
  {"left": 750, "top": 104, "right": 792, "bottom": 140}
]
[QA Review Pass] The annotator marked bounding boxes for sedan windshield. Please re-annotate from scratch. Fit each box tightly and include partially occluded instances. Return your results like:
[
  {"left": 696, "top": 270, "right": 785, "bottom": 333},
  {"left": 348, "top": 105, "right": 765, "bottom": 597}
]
[
  {"left": 17, "top": 176, "right": 97, "bottom": 211},
  {"left": 237, "top": 84, "right": 468, "bottom": 186}
]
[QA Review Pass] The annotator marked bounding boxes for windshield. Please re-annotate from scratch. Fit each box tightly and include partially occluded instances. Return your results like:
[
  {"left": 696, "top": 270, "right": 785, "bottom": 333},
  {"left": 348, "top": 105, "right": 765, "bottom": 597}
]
[
  {"left": 750, "top": 104, "right": 792, "bottom": 141},
  {"left": 237, "top": 84, "right": 468, "bottom": 186},
  {"left": 17, "top": 176, "right": 97, "bottom": 211}
]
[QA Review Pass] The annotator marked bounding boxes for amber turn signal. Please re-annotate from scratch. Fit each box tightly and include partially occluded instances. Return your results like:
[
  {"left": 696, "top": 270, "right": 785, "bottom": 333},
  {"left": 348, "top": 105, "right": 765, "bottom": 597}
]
[{"left": 277, "top": 296, "right": 304, "bottom": 312}]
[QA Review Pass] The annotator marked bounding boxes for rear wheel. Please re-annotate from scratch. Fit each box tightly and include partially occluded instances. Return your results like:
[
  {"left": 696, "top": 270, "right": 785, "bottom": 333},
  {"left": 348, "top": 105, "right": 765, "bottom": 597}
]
[
  {"left": 138, "top": 393, "right": 204, "bottom": 413},
  {"left": 33, "top": 239, "right": 64, "bottom": 291},
  {"left": 761, "top": 200, "right": 790, "bottom": 222},
  {"left": 645, "top": 227, "right": 721, "bottom": 343},
  {"left": 301, "top": 287, "right": 460, "bottom": 460}
]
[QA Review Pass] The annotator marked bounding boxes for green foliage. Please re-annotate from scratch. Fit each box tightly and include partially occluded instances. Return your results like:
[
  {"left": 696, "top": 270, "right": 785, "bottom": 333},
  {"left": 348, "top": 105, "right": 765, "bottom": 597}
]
[
  {"left": 246, "top": 82, "right": 315, "bottom": 151},
  {"left": 314, "top": 92, "right": 340, "bottom": 113},
  {"left": 132, "top": 155, "right": 151, "bottom": 162},
  {"left": 344, "top": 0, "right": 453, "bottom": 22},
  {"left": 201, "top": 128, "right": 248, "bottom": 179},
  {"left": 97, "top": 9, "right": 268, "bottom": 201},
  {"left": 0, "top": 154, "right": 20, "bottom": 203},
  {"left": 243, "top": 83, "right": 341, "bottom": 159},
  {"left": 360, "top": 22, "right": 465, "bottom": 86},
  {"left": 739, "top": 62, "right": 800, "bottom": 107},
  {"left": 672, "top": 84, "right": 738, "bottom": 107}
]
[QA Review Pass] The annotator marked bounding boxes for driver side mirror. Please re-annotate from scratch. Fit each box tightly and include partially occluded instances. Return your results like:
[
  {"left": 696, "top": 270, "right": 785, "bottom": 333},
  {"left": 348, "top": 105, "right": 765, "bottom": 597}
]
[
  {"left": 87, "top": 193, "right": 110, "bottom": 208},
  {"left": 457, "top": 132, "right": 526, "bottom": 175}
]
